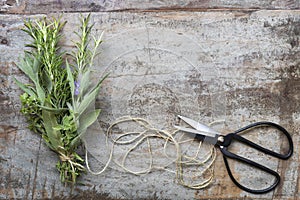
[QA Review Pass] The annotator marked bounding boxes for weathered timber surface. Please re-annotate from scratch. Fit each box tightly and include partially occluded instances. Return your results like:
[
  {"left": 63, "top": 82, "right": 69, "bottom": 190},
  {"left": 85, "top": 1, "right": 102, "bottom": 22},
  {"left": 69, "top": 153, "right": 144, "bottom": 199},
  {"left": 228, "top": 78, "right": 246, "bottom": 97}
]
[
  {"left": 1, "top": 0, "right": 300, "bottom": 13},
  {"left": 1, "top": 7, "right": 300, "bottom": 200}
]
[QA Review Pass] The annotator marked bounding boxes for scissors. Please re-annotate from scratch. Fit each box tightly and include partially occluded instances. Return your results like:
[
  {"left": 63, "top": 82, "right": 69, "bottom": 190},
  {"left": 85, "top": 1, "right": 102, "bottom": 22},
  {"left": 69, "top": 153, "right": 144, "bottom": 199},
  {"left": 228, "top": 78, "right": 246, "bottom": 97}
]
[{"left": 174, "top": 115, "right": 293, "bottom": 194}]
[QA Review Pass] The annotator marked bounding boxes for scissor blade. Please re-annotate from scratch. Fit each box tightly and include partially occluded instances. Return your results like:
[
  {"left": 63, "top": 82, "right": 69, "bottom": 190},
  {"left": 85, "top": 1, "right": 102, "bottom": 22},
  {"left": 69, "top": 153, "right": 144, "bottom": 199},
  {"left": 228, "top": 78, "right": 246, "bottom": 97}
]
[
  {"left": 174, "top": 125, "right": 208, "bottom": 135},
  {"left": 174, "top": 125, "right": 219, "bottom": 145},
  {"left": 177, "top": 115, "right": 220, "bottom": 136}
]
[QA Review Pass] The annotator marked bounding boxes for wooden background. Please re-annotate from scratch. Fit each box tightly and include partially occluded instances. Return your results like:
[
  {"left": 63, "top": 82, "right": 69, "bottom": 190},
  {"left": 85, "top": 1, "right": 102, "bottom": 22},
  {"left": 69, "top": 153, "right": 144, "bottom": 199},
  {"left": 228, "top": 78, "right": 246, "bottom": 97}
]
[{"left": 1, "top": 1, "right": 300, "bottom": 199}]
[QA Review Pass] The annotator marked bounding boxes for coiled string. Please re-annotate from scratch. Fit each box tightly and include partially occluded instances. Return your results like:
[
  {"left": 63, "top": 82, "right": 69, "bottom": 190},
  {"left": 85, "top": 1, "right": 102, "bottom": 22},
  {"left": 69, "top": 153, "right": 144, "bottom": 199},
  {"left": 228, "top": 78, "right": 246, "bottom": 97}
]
[{"left": 85, "top": 116, "right": 216, "bottom": 189}]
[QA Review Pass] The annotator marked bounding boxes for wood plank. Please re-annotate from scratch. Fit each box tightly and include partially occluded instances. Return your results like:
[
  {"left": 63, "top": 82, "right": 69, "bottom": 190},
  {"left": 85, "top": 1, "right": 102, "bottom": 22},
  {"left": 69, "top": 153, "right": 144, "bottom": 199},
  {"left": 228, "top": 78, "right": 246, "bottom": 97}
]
[
  {"left": 0, "top": 10, "right": 300, "bottom": 199},
  {"left": 1, "top": 0, "right": 300, "bottom": 14}
]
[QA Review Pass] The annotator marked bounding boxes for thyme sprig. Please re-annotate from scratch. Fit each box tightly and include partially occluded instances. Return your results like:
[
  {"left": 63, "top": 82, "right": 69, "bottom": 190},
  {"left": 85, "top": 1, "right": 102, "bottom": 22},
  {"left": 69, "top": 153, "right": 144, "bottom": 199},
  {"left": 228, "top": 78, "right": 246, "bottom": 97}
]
[{"left": 15, "top": 14, "right": 106, "bottom": 184}]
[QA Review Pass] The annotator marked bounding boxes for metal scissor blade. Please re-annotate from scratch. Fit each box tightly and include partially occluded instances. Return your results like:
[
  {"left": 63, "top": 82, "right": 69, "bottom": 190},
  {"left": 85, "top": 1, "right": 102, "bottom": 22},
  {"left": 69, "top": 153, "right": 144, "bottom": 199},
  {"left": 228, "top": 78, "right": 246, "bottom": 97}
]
[
  {"left": 177, "top": 115, "right": 220, "bottom": 136},
  {"left": 174, "top": 125, "right": 219, "bottom": 145},
  {"left": 174, "top": 125, "right": 208, "bottom": 135}
]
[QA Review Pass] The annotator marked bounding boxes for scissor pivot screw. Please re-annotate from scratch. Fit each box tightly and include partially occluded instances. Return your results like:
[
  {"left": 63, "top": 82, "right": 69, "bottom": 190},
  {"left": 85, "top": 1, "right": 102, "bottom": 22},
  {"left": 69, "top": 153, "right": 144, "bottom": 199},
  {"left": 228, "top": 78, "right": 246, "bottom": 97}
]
[{"left": 218, "top": 136, "right": 224, "bottom": 143}]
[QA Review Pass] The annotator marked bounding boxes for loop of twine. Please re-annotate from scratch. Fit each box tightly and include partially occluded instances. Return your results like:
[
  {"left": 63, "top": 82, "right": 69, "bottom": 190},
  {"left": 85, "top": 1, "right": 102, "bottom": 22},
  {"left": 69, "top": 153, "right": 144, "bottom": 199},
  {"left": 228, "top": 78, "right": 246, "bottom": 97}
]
[{"left": 85, "top": 116, "right": 216, "bottom": 189}]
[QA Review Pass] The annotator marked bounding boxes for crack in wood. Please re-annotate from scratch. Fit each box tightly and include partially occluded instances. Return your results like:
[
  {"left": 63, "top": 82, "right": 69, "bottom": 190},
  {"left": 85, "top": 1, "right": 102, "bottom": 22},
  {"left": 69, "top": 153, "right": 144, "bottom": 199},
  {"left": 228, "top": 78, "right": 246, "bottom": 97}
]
[{"left": 31, "top": 137, "right": 42, "bottom": 200}]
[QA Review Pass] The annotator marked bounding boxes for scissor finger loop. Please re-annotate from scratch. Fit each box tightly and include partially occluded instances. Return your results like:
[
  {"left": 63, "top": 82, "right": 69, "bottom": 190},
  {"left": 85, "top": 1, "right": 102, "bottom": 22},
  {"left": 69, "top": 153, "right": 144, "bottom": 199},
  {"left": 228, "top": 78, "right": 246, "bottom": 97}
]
[{"left": 174, "top": 115, "right": 294, "bottom": 194}]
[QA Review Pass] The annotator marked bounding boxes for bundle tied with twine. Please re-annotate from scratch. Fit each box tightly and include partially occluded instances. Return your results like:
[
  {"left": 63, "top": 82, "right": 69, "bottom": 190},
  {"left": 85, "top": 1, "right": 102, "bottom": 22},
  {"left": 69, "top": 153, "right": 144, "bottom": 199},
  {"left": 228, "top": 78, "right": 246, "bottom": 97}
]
[{"left": 83, "top": 116, "right": 218, "bottom": 189}]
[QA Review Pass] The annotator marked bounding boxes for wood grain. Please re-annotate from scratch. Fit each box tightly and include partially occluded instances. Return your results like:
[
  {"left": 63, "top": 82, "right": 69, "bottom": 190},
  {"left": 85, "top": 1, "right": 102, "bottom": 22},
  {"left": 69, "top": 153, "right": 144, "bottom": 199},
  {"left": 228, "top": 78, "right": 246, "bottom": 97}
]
[
  {"left": 0, "top": 0, "right": 300, "bottom": 14},
  {"left": 0, "top": 5, "right": 299, "bottom": 200}
]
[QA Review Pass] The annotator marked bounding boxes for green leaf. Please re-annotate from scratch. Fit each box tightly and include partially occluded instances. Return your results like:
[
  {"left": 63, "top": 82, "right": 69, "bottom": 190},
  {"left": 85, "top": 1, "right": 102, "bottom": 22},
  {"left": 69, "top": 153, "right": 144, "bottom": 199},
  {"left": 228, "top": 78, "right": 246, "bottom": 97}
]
[
  {"left": 32, "top": 55, "right": 40, "bottom": 74},
  {"left": 38, "top": 105, "right": 67, "bottom": 113},
  {"left": 42, "top": 134, "right": 55, "bottom": 150},
  {"left": 67, "top": 102, "right": 73, "bottom": 111},
  {"left": 42, "top": 109, "right": 62, "bottom": 150},
  {"left": 66, "top": 61, "right": 75, "bottom": 101},
  {"left": 77, "top": 74, "right": 108, "bottom": 116},
  {"left": 79, "top": 69, "right": 90, "bottom": 96},
  {"left": 69, "top": 135, "right": 81, "bottom": 150},
  {"left": 52, "top": 124, "right": 64, "bottom": 131},
  {"left": 14, "top": 77, "right": 37, "bottom": 97},
  {"left": 17, "top": 54, "right": 45, "bottom": 104},
  {"left": 73, "top": 152, "right": 84, "bottom": 162},
  {"left": 41, "top": 70, "right": 53, "bottom": 92},
  {"left": 17, "top": 55, "right": 37, "bottom": 83},
  {"left": 35, "top": 81, "right": 45, "bottom": 105},
  {"left": 77, "top": 85, "right": 99, "bottom": 116},
  {"left": 78, "top": 109, "right": 100, "bottom": 135},
  {"left": 70, "top": 109, "right": 100, "bottom": 149}
]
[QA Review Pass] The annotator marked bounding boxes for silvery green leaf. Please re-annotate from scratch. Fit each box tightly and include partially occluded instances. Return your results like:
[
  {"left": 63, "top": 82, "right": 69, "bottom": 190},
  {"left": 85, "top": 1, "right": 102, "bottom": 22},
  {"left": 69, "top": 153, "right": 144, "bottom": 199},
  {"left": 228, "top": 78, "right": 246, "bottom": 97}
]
[
  {"left": 42, "top": 109, "right": 62, "bottom": 150},
  {"left": 42, "top": 70, "right": 52, "bottom": 92},
  {"left": 66, "top": 61, "right": 75, "bottom": 101},
  {"left": 32, "top": 55, "right": 39, "bottom": 74},
  {"left": 77, "top": 74, "right": 108, "bottom": 116},
  {"left": 79, "top": 69, "right": 90, "bottom": 96},
  {"left": 38, "top": 105, "right": 67, "bottom": 113},
  {"left": 14, "top": 78, "right": 36, "bottom": 97},
  {"left": 17, "top": 55, "right": 37, "bottom": 83},
  {"left": 70, "top": 109, "right": 100, "bottom": 149},
  {"left": 77, "top": 85, "right": 100, "bottom": 116},
  {"left": 35, "top": 81, "right": 45, "bottom": 105},
  {"left": 70, "top": 135, "right": 81, "bottom": 150},
  {"left": 78, "top": 109, "right": 100, "bottom": 135},
  {"left": 42, "top": 134, "right": 55, "bottom": 150},
  {"left": 17, "top": 55, "right": 45, "bottom": 104},
  {"left": 67, "top": 102, "right": 73, "bottom": 111},
  {"left": 53, "top": 125, "right": 64, "bottom": 131}
]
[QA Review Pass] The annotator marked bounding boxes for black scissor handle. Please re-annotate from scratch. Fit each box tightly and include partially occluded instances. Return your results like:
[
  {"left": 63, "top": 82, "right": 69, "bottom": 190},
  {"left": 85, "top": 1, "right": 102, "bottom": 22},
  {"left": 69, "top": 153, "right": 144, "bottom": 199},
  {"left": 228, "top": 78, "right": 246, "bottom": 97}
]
[
  {"left": 218, "top": 121, "right": 293, "bottom": 194},
  {"left": 220, "top": 147, "right": 280, "bottom": 194},
  {"left": 231, "top": 121, "right": 293, "bottom": 159}
]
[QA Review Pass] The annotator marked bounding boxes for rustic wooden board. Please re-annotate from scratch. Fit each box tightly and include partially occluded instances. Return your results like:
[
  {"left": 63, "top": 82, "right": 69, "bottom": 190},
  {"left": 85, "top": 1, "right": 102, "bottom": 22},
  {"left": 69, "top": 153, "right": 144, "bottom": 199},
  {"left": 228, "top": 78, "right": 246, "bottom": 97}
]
[
  {"left": 1, "top": 0, "right": 300, "bottom": 14},
  {"left": 1, "top": 9, "right": 300, "bottom": 200}
]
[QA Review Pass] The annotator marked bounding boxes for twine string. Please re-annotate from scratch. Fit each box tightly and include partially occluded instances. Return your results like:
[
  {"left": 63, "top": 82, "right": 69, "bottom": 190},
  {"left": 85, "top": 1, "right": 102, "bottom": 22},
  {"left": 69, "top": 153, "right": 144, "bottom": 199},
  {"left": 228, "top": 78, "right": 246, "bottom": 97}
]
[{"left": 85, "top": 116, "right": 217, "bottom": 189}]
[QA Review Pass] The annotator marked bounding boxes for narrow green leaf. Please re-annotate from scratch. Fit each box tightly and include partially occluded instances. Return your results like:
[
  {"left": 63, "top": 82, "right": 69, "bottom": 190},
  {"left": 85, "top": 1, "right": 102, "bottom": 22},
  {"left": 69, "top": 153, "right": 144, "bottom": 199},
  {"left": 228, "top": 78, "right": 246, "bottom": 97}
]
[
  {"left": 14, "top": 77, "right": 36, "bottom": 97},
  {"left": 66, "top": 61, "right": 75, "bottom": 101},
  {"left": 78, "top": 109, "right": 100, "bottom": 135},
  {"left": 96, "top": 73, "right": 109, "bottom": 88},
  {"left": 70, "top": 109, "right": 100, "bottom": 149},
  {"left": 70, "top": 135, "right": 81, "bottom": 150},
  {"left": 77, "top": 85, "right": 99, "bottom": 116},
  {"left": 77, "top": 73, "right": 108, "bottom": 117},
  {"left": 42, "top": 134, "right": 55, "bottom": 150},
  {"left": 35, "top": 81, "right": 45, "bottom": 105},
  {"left": 73, "top": 152, "right": 84, "bottom": 162},
  {"left": 38, "top": 105, "right": 68, "bottom": 112},
  {"left": 42, "top": 109, "right": 62, "bottom": 150},
  {"left": 17, "top": 55, "right": 37, "bottom": 83},
  {"left": 41, "top": 70, "right": 52, "bottom": 92},
  {"left": 79, "top": 69, "right": 90, "bottom": 96},
  {"left": 66, "top": 102, "right": 73, "bottom": 111},
  {"left": 32, "top": 55, "right": 40, "bottom": 74}
]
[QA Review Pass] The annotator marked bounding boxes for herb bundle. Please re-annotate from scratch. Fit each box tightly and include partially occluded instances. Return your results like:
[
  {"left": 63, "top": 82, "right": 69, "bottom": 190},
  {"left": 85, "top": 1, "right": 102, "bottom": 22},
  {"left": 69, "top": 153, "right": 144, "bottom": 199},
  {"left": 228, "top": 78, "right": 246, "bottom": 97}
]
[{"left": 15, "top": 14, "right": 106, "bottom": 184}]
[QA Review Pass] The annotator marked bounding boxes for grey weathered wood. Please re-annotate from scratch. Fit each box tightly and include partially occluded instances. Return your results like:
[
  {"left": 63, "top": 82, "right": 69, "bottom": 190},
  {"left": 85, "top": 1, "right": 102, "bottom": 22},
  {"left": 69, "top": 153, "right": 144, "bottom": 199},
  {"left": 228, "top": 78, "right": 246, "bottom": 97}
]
[
  {"left": 1, "top": 9, "right": 300, "bottom": 200},
  {"left": 1, "top": 0, "right": 300, "bottom": 14}
]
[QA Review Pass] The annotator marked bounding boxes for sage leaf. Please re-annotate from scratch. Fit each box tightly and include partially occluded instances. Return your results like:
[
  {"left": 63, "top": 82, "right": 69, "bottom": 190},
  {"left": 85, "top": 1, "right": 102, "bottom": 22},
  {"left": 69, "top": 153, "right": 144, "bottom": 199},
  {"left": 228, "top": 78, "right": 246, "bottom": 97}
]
[
  {"left": 42, "top": 109, "right": 62, "bottom": 150},
  {"left": 14, "top": 78, "right": 36, "bottom": 97},
  {"left": 17, "top": 55, "right": 38, "bottom": 83},
  {"left": 35, "top": 81, "right": 45, "bottom": 105},
  {"left": 42, "top": 70, "right": 53, "bottom": 92},
  {"left": 79, "top": 69, "right": 90, "bottom": 96},
  {"left": 78, "top": 109, "right": 100, "bottom": 135},
  {"left": 77, "top": 85, "right": 100, "bottom": 116},
  {"left": 66, "top": 61, "right": 75, "bottom": 101}
]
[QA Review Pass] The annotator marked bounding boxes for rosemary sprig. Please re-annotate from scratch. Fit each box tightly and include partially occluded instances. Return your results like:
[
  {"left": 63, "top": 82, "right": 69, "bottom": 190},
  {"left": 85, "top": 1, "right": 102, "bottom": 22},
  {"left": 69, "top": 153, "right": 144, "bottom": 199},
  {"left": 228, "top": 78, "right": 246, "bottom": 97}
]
[{"left": 15, "top": 14, "right": 106, "bottom": 184}]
